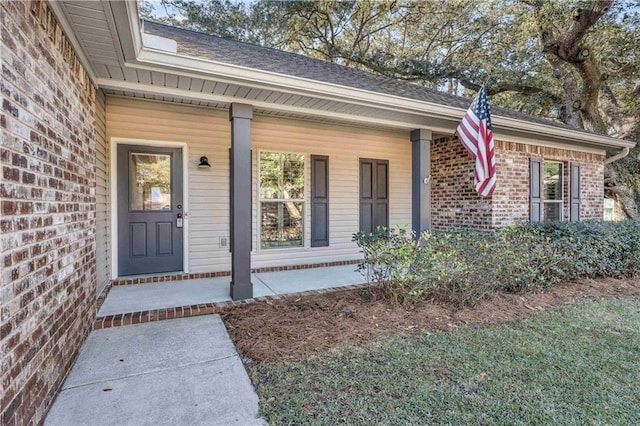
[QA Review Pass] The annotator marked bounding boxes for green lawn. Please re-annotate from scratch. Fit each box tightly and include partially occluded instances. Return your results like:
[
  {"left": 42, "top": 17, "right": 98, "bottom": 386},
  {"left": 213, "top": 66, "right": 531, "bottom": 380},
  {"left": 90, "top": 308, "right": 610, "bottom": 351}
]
[{"left": 249, "top": 298, "right": 640, "bottom": 425}]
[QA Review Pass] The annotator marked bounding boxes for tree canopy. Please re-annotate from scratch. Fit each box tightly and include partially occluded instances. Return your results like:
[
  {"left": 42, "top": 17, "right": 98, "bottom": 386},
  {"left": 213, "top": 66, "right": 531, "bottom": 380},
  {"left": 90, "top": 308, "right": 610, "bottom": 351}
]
[{"left": 141, "top": 0, "right": 639, "bottom": 217}]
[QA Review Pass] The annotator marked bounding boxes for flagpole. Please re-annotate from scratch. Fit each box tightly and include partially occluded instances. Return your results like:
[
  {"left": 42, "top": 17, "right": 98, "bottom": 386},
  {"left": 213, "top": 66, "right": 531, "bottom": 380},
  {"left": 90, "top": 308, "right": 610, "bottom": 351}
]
[{"left": 482, "top": 74, "right": 492, "bottom": 89}]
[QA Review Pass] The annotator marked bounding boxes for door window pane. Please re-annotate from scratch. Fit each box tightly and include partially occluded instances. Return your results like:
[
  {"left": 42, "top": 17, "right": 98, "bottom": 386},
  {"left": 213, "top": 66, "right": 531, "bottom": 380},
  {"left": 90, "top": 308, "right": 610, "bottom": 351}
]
[
  {"left": 261, "top": 201, "right": 303, "bottom": 249},
  {"left": 130, "top": 153, "right": 172, "bottom": 211}
]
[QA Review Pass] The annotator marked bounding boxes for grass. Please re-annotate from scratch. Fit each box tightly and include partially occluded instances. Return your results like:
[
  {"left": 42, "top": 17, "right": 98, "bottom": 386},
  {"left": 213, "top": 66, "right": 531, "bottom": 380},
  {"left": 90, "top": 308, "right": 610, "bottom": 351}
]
[{"left": 248, "top": 297, "right": 640, "bottom": 425}]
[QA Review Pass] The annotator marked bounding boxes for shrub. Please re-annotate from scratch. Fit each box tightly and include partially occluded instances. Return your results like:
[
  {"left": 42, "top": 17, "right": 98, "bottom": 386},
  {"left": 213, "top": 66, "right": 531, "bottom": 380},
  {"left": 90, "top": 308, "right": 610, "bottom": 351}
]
[
  {"left": 352, "top": 226, "right": 430, "bottom": 305},
  {"left": 353, "top": 221, "right": 640, "bottom": 307}
]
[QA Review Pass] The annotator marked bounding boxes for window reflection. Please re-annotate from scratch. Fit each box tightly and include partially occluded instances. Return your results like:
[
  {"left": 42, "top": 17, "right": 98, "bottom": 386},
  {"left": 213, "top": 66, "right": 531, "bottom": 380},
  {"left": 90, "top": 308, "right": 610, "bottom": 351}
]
[
  {"left": 259, "top": 152, "right": 305, "bottom": 249},
  {"left": 260, "top": 202, "right": 303, "bottom": 248},
  {"left": 130, "top": 153, "right": 172, "bottom": 211},
  {"left": 543, "top": 161, "right": 563, "bottom": 221}
]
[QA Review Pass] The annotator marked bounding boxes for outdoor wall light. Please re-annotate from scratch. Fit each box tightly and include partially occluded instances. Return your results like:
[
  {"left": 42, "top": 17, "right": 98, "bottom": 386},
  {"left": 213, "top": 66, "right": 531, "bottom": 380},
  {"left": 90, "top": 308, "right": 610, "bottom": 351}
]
[{"left": 198, "top": 156, "right": 211, "bottom": 168}]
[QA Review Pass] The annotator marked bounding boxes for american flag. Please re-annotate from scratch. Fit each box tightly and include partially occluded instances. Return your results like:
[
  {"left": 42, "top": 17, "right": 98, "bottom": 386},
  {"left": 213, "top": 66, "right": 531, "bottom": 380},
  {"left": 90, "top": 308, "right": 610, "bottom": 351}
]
[{"left": 455, "top": 85, "right": 496, "bottom": 197}]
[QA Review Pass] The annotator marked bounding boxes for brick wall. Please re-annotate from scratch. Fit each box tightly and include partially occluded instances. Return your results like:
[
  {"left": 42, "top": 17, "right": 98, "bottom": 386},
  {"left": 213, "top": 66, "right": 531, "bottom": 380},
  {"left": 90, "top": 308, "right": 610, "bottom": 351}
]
[
  {"left": 1, "top": 2, "right": 104, "bottom": 425},
  {"left": 430, "top": 136, "right": 492, "bottom": 230},
  {"left": 493, "top": 141, "right": 604, "bottom": 226},
  {"left": 430, "top": 137, "right": 604, "bottom": 230}
]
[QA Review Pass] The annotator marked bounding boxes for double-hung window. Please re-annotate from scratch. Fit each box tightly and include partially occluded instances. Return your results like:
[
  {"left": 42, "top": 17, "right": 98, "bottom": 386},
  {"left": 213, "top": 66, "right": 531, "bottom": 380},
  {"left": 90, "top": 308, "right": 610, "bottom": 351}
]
[
  {"left": 543, "top": 161, "right": 564, "bottom": 221},
  {"left": 259, "top": 152, "right": 305, "bottom": 249}
]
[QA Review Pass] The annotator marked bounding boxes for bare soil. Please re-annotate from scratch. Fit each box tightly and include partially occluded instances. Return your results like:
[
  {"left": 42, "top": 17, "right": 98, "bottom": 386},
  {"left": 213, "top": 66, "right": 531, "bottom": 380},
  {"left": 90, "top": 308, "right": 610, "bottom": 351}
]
[{"left": 221, "top": 277, "right": 640, "bottom": 364}]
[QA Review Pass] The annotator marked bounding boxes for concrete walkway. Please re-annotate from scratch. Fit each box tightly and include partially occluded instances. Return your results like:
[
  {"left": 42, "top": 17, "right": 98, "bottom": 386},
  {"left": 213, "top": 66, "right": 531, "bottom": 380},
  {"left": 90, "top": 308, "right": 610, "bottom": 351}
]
[
  {"left": 45, "top": 316, "right": 263, "bottom": 426},
  {"left": 46, "top": 266, "right": 365, "bottom": 425},
  {"left": 99, "top": 264, "right": 365, "bottom": 317}
]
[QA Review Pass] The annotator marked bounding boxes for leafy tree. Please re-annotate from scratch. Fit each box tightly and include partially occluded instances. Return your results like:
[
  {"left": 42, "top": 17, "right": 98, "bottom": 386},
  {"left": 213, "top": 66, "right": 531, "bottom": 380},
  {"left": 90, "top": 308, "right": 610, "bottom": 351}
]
[{"left": 143, "top": 0, "right": 639, "bottom": 217}]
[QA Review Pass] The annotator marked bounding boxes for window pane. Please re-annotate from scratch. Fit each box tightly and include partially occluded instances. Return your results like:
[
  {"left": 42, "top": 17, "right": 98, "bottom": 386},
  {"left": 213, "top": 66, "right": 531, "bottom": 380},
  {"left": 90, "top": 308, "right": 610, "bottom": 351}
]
[
  {"left": 544, "top": 202, "right": 562, "bottom": 222},
  {"left": 130, "top": 153, "right": 172, "bottom": 210},
  {"left": 260, "top": 152, "right": 304, "bottom": 199},
  {"left": 261, "top": 201, "right": 303, "bottom": 249},
  {"left": 544, "top": 162, "right": 562, "bottom": 201}
]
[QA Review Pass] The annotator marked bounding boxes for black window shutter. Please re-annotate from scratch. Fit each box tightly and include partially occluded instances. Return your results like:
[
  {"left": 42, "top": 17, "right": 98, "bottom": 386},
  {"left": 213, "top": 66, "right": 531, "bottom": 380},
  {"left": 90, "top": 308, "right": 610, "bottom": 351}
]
[
  {"left": 530, "top": 158, "right": 543, "bottom": 223},
  {"left": 359, "top": 158, "right": 389, "bottom": 233},
  {"left": 570, "top": 162, "right": 581, "bottom": 222},
  {"left": 374, "top": 160, "right": 389, "bottom": 229},
  {"left": 359, "top": 159, "right": 374, "bottom": 234},
  {"left": 311, "top": 155, "right": 329, "bottom": 247}
]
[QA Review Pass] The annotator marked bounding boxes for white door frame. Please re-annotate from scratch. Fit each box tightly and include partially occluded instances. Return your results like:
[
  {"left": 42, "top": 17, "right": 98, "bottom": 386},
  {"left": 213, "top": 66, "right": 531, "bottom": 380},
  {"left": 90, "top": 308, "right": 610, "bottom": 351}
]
[{"left": 110, "top": 137, "right": 190, "bottom": 279}]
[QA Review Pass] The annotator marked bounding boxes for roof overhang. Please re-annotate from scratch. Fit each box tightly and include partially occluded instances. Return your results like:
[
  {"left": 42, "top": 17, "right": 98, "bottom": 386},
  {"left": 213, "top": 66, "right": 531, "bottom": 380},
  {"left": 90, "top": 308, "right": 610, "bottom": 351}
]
[{"left": 51, "top": 0, "right": 635, "bottom": 155}]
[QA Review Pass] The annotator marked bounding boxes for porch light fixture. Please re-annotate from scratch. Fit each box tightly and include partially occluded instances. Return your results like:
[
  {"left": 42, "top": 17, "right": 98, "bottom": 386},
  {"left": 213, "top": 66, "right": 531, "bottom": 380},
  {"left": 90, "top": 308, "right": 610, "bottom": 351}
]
[{"left": 198, "top": 156, "right": 211, "bottom": 168}]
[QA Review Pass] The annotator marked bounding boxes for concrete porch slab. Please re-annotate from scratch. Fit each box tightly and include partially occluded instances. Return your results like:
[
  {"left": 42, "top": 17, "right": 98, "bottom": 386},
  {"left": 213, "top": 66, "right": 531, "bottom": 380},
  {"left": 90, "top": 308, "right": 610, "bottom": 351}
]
[
  {"left": 98, "top": 265, "right": 366, "bottom": 319},
  {"left": 98, "top": 275, "right": 274, "bottom": 317},
  {"left": 254, "top": 264, "right": 364, "bottom": 294},
  {"left": 45, "top": 316, "right": 263, "bottom": 426}
]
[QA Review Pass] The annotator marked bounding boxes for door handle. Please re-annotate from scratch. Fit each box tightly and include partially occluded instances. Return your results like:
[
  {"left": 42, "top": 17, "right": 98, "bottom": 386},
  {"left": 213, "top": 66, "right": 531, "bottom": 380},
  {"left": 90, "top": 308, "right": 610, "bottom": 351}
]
[{"left": 176, "top": 213, "right": 183, "bottom": 228}]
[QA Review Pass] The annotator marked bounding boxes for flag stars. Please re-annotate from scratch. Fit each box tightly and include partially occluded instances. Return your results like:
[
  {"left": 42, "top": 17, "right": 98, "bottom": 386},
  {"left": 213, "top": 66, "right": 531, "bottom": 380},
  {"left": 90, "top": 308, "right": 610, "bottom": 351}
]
[{"left": 455, "top": 84, "right": 497, "bottom": 197}]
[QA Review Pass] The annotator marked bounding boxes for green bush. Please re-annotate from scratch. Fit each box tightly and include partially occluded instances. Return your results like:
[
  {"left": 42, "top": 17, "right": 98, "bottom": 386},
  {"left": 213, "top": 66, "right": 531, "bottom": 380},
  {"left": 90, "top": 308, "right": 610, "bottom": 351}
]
[{"left": 353, "top": 221, "right": 640, "bottom": 307}]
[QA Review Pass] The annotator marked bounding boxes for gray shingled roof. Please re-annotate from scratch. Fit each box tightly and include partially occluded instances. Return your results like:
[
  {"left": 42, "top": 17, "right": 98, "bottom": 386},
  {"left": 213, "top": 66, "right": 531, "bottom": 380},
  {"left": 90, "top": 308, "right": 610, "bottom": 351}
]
[{"left": 143, "top": 20, "right": 595, "bottom": 135}]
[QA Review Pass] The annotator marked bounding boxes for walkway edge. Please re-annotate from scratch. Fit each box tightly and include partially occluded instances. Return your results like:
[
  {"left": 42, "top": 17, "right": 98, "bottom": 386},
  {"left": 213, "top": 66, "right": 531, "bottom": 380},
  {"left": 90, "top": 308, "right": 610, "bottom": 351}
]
[{"left": 93, "top": 283, "right": 367, "bottom": 329}]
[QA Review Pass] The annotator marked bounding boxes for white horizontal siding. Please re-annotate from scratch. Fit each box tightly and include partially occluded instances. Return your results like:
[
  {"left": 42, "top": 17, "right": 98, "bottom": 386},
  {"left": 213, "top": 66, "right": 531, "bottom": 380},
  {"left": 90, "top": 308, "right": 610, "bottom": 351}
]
[
  {"left": 105, "top": 97, "right": 412, "bottom": 273},
  {"left": 95, "top": 90, "right": 110, "bottom": 295},
  {"left": 106, "top": 97, "right": 232, "bottom": 274},
  {"left": 251, "top": 115, "right": 411, "bottom": 268}
]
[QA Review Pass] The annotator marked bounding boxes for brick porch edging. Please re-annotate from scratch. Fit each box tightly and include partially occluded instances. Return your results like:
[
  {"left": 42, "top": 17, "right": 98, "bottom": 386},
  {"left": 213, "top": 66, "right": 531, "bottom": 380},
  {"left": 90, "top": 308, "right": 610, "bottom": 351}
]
[
  {"left": 111, "top": 259, "right": 362, "bottom": 286},
  {"left": 92, "top": 283, "right": 366, "bottom": 330}
]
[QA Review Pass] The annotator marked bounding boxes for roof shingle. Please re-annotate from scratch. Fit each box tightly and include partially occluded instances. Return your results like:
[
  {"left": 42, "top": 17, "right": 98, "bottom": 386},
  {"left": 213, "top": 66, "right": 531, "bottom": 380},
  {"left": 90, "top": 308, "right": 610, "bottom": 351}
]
[{"left": 143, "top": 20, "right": 601, "bottom": 135}]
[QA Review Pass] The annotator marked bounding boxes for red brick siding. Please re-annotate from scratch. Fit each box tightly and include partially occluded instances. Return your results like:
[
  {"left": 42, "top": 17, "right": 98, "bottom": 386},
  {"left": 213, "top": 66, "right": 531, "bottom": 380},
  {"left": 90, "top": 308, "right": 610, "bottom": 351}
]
[
  {"left": 493, "top": 141, "right": 604, "bottom": 225},
  {"left": 430, "top": 136, "right": 492, "bottom": 230},
  {"left": 430, "top": 137, "right": 605, "bottom": 230},
  {"left": 1, "top": 2, "right": 103, "bottom": 425},
  {"left": 579, "top": 156, "right": 605, "bottom": 220},
  {"left": 490, "top": 142, "right": 531, "bottom": 226}
]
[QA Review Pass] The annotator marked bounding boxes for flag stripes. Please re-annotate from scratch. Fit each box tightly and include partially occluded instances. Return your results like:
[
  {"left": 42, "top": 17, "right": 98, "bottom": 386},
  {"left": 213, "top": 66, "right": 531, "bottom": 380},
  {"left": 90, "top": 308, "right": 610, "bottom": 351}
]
[{"left": 455, "top": 85, "right": 496, "bottom": 197}]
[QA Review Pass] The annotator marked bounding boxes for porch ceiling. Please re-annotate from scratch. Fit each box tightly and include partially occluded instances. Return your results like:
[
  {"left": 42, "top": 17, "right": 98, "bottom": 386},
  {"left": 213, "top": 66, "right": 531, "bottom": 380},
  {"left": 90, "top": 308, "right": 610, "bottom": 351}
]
[{"left": 103, "top": 85, "right": 455, "bottom": 135}]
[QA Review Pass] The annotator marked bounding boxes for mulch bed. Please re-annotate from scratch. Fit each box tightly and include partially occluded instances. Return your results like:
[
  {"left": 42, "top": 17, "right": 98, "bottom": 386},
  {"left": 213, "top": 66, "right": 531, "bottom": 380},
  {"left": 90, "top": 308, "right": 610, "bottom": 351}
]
[{"left": 221, "top": 277, "right": 640, "bottom": 364}]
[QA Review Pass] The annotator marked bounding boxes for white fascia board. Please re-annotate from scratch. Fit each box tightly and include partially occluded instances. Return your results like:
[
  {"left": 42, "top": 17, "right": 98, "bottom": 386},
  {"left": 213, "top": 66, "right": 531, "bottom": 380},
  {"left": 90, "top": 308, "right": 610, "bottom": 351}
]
[
  {"left": 134, "top": 49, "right": 462, "bottom": 116},
  {"left": 98, "top": 78, "right": 610, "bottom": 155},
  {"left": 132, "top": 49, "right": 634, "bottom": 151},
  {"left": 125, "top": 0, "right": 144, "bottom": 56}
]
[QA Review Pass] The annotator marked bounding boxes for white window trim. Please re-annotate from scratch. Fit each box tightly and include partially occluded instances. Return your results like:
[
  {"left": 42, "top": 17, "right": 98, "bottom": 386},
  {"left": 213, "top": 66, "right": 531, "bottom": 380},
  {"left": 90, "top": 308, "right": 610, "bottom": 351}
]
[
  {"left": 543, "top": 160, "right": 564, "bottom": 222},
  {"left": 257, "top": 150, "right": 308, "bottom": 252}
]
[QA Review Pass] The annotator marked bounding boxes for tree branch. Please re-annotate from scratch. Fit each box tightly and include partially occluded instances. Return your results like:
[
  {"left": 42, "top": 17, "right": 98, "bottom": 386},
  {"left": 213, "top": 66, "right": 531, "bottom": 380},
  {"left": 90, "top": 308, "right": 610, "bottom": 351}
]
[
  {"left": 458, "top": 79, "right": 544, "bottom": 95},
  {"left": 599, "top": 83, "right": 640, "bottom": 140},
  {"left": 556, "top": 1, "right": 612, "bottom": 59}
]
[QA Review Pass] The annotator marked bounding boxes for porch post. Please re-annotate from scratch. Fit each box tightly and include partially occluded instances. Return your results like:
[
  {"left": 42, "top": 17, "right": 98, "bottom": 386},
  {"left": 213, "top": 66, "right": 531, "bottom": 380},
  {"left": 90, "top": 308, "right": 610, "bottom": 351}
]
[
  {"left": 411, "top": 129, "right": 432, "bottom": 235},
  {"left": 230, "top": 103, "right": 253, "bottom": 300}
]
